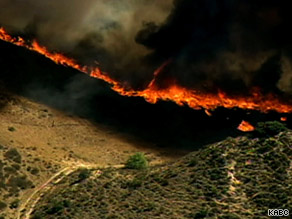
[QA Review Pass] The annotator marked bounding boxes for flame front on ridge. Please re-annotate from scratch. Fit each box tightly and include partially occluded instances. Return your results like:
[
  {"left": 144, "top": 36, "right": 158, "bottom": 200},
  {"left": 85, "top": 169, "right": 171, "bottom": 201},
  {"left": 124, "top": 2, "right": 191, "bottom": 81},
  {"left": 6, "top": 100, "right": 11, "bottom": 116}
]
[{"left": 1, "top": 27, "right": 292, "bottom": 114}]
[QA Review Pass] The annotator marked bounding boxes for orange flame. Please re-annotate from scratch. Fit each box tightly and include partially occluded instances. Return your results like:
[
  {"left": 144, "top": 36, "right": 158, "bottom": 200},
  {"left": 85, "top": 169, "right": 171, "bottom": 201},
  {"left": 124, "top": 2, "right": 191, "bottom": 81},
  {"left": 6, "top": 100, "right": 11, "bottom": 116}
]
[
  {"left": 237, "top": 120, "right": 255, "bottom": 132},
  {"left": 205, "top": 110, "right": 212, "bottom": 117},
  {"left": 1, "top": 27, "right": 292, "bottom": 113},
  {"left": 281, "top": 117, "right": 287, "bottom": 121}
]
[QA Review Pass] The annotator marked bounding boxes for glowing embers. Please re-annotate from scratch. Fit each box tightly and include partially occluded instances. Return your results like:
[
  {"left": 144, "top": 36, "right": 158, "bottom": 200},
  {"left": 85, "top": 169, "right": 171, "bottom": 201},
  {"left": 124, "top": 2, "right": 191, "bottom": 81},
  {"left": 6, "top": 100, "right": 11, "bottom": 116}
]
[
  {"left": 237, "top": 120, "right": 255, "bottom": 132},
  {"left": 280, "top": 117, "right": 287, "bottom": 122}
]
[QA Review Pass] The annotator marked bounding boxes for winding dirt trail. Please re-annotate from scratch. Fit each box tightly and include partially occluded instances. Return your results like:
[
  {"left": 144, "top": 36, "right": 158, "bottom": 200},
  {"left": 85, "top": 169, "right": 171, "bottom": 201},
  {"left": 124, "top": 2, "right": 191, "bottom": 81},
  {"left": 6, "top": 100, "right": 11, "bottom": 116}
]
[{"left": 17, "top": 161, "right": 124, "bottom": 219}]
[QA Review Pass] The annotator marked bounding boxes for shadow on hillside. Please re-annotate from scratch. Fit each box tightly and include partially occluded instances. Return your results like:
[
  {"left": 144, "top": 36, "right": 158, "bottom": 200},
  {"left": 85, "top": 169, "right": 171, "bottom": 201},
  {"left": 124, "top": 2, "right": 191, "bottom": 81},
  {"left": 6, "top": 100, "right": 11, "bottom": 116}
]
[{"left": 0, "top": 40, "right": 288, "bottom": 153}]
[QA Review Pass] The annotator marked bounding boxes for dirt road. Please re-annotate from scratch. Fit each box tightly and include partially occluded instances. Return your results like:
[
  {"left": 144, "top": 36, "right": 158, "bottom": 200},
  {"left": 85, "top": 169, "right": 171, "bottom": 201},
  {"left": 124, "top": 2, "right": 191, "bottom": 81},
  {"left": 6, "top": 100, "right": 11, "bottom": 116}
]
[{"left": 18, "top": 161, "right": 123, "bottom": 219}]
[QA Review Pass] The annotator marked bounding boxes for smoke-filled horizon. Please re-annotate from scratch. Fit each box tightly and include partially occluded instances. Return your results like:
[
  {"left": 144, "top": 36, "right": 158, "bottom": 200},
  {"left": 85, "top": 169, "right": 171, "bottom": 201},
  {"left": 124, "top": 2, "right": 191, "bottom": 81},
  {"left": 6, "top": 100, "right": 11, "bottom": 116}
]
[
  {"left": 1, "top": 0, "right": 292, "bottom": 94},
  {"left": 0, "top": 0, "right": 173, "bottom": 86}
]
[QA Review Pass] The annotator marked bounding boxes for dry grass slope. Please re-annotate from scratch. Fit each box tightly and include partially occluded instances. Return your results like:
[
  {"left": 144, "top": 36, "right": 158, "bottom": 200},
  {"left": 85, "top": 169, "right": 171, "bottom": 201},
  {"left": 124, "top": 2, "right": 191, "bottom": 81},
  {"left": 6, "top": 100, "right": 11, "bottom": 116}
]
[{"left": 0, "top": 87, "right": 181, "bottom": 218}]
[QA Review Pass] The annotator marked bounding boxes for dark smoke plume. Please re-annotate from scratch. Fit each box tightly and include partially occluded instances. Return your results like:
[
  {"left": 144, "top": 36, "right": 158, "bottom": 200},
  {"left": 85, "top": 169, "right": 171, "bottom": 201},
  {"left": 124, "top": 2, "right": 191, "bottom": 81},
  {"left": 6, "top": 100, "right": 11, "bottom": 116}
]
[
  {"left": 0, "top": 0, "right": 172, "bottom": 85},
  {"left": 136, "top": 0, "right": 292, "bottom": 94},
  {"left": 1, "top": 0, "right": 292, "bottom": 94}
]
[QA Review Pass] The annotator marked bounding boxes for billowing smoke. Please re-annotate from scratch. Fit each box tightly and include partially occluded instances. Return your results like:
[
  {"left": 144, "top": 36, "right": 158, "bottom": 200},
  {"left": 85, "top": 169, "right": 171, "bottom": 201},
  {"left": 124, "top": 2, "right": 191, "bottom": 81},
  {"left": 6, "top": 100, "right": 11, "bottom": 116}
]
[
  {"left": 1, "top": 0, "right": 292, "bottom": 94},
  {"left": 136, "top": 0, "right": 292, "bottom": 94},
  {"left": 0, "top": 0, "right": 173, "bottom": 85}
]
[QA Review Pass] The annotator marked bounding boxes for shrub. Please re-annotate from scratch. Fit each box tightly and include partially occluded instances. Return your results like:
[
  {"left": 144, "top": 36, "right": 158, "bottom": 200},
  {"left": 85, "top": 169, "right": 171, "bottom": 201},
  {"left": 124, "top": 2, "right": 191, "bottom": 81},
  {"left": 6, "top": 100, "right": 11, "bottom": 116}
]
[
  {"left": 11, "top": 164, "right": 20, "bottom": 170},
  {"left": 0, "top": 201, "right": 7, "bottom": 211},
  {"left": 46, "top": 201, "right": 64, "bottom": 215},
  {"left": 194, "top": 208, "right": 210, "bottom": 218},
  {"left": 70, "top": 168, "right": 91, "bottom": 185},
  {"left": 188, "top": 159, "right": 197, "bottom": 167},
  {"left": 252, "top": 121, "right": 287, "bottom": 138},
  {"left": 4, "top": 166, "right": 17, "bottom": 174},
  {"left": 127, "top": 178, "right": 143, "bottom": 189},
  {"left": 8, "top": 127, "right": 16, "bottom": 132},
  {"left": 10, "top": 199, "right": 20, "bottom": 209},
  {"left": 78, "top": 168, "right": 91, "bottom": 181},
  {"left": 7, "top": 175, "right": 33, "bottom": 190},
  {"left": 4, "top": 148, "right": 21, "bottom": 163},
  {"left": 125, "top": 152, "right": 148, "bottom": 170},
  {"left": 30, "top": 167, "right": 40, "bottom": 175}
]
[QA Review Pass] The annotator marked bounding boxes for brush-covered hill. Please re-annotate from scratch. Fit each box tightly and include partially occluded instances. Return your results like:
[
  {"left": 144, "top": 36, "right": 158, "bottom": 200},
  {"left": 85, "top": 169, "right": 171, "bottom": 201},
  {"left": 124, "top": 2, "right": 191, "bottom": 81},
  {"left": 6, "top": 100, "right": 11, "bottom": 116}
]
[
  {"left": 30, "top": 123, "right": 292, "bottom": 219},
  {"left": 0, "top": 86, "right": 180, "bottom": 219}
]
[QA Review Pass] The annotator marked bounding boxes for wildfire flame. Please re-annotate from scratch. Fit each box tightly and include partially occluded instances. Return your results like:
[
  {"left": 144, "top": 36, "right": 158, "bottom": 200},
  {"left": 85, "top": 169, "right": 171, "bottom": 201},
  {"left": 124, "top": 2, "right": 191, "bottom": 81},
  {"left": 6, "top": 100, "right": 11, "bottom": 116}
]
[
  {"left": 1, "top": 27, "right": 292, "bottom": 113},
  {"left": 237, "top": 120, "right": 255, "bottom": 132}
]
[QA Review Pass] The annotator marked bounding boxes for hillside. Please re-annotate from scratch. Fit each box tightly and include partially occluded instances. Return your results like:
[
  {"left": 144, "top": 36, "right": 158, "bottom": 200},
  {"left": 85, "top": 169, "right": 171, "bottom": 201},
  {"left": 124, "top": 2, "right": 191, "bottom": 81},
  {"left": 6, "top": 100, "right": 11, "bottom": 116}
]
[
  {"left": 2, "top": 2, "right": 292, "bottom": 218},
  {"left": 0, "top": 26, "right": 292, "bottom": 219},
  {"left": 0, "top": 88, "right": 182, "bottom": 219},
  {"left": 29, "top": 128, "right": 292, "bottom": 218}
]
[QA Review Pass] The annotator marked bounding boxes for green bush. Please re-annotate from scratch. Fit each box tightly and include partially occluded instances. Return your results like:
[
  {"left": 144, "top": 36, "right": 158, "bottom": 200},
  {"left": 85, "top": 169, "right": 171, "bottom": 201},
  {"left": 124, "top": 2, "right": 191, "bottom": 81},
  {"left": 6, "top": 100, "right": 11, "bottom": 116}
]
[
  {"left": 78, "top": 168, "right": 91, "bottom": 181},
  {"left": 70, "top": 168, "right": 91, "bottom": 186},
  {"left": 4, "top": 148, "right": 21, "bottom": 163},
  {"left": 127, "top": 178, "right": 143, "bottom": 189},
  {"left": 8, "top": 127, "right": 16, "bottom": 132},
  {"left": 7, "top": 175, "right": 33, "bottom": 190},
  {"left": 125, "top": 152, "right": 148, "bottom": 170},
  {"left": 252, "top": 121, "right": 287, "bottom": 138},
  {"left": 46, "top": 201, "right": 64, "bottom": 215},
  {"left": 194, "top": 208, "right": 210, "bottom": 218},
  {"left": 30, "top": 167, "right": 40, "bottom": 175}
]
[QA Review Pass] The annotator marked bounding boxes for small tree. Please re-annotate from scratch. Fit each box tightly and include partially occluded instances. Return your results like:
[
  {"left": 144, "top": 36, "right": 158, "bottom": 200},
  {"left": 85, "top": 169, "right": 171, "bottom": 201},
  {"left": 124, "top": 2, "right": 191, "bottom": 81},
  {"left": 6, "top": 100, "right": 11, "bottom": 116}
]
[{"left": 125, "top": 152, "right": 148, "bottom": 170}]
